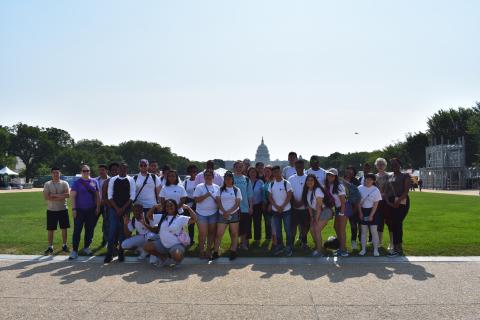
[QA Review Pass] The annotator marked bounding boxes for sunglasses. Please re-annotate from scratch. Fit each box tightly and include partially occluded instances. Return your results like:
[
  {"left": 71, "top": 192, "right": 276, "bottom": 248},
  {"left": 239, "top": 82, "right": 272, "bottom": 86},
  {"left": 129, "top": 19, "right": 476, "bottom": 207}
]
[
  {"left": 140, "top": 164, "right": 147, "bottom": 167},
  {"left": 82, "top": 170, "right": 90, "bottom": 172}
]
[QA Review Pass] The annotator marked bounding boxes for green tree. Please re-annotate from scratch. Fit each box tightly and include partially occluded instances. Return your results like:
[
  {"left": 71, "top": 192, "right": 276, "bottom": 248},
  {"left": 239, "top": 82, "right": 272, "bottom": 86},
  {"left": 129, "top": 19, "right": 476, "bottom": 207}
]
[
  {"left": 404, "top": 132, "right": 429, "bottom": 168},
  {"left": 8, "top": 123, "right": 54, "bottom": 182},
  {"left": 0, "top": 126, "right": 15, "bottom": 168}
]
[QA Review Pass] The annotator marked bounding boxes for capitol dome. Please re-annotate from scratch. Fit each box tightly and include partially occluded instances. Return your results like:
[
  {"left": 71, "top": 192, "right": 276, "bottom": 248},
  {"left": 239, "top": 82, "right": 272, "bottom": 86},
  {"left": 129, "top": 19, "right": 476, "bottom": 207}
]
[{"left": 255, "top": 137, "right": 270, "bottom": 163}]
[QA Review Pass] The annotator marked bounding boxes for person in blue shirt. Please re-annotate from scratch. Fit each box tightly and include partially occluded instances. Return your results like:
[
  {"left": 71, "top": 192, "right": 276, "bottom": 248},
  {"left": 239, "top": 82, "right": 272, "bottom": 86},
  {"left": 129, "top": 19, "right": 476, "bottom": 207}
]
[
  {"left": 247, "top": 166, "right": 265, "bottom": 243},
  {"left": 233, "top": 161, "right": 253, "bottom": 251}
]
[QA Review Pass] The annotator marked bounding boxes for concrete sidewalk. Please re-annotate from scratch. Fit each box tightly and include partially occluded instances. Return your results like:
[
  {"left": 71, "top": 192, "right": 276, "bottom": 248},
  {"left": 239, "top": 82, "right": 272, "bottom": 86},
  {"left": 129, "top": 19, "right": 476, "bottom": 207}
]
[{"left": 0, "top": 256, "right": 479, "bottom": 320}]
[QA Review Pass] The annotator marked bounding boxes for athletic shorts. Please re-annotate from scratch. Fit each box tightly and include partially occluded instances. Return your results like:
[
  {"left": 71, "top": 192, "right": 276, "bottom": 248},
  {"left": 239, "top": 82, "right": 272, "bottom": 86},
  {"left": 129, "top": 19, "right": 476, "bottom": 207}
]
[
  {"left": 217, "top": 211, "right": 240, "bottom": 224},
  {"left": 46, "top": 210, "right": 70, "bottom": 230},
  {"left": 197, "top": 213, "right": 218, "bottom": 225},
  {"left": 154, "top": 239, "right": 186, "bottom": 257}
]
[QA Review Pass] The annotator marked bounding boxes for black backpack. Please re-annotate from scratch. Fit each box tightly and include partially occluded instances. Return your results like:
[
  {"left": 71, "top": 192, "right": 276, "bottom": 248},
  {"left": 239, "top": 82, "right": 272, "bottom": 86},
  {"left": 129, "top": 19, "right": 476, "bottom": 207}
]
[{"left": 133, "top": 173, "right": 158, "bottom": 203}]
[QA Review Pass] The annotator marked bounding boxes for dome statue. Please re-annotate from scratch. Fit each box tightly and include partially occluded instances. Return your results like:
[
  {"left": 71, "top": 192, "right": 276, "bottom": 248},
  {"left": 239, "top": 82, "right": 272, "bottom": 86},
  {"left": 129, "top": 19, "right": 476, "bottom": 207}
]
[{"left": 255, "top": 137, "right": 270, "bottom": 163}]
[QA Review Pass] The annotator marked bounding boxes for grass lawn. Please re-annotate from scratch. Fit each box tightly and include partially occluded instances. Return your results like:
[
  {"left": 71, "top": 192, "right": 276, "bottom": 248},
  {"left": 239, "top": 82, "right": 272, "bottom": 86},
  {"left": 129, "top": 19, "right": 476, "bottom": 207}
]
[{"left": 0, "top": 191, "right": 478, "bottom": 256}]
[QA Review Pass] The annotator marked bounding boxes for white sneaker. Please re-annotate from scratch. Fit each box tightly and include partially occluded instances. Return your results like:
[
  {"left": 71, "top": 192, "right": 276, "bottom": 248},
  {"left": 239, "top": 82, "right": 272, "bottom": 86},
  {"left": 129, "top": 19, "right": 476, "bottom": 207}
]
[
  {"left": 137, "top": 250, "right": 148, "bottom": 260},
  {"left": 387, "top": 242, "right": 394, "bottom": 251},
  {"left": 373, "top": 249, "right": 380, "bottom": 257},
  {"left": 311, "top": 250, "right": 320, "bottom": 257},
  {"left": 149, "top": 255, "right": 158, "bottom": 265},
  {"left": 351, "top": 241, "right": 357, "bottom": 250},
  {"left": 82, "top": 247, "right": 92, "bottom": 256},
  {"left": 359, "top": 249, "right": 366, "bottom": 256},
  {"left": 69, "top": 251, "right": 78, "bottom": 260}
]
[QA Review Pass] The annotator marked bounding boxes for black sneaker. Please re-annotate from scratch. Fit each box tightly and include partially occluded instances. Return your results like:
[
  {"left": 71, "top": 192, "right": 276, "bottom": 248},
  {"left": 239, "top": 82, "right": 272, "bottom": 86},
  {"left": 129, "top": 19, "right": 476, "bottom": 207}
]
[
  {"left": 44, "top": 247, "right": 53, "bottom": 255},
  {"left": 210, "top": 252, "right": 219, "bottom": 260},
  {"left": 118, "top": 251, "right": 125, "bottom": 262},
  {"left": 104, "top": 255, "right": 113, "bottom": 263},
  {"left": 62, "top": 244, "right": 69, "bottom": 252},
  {"left": 387, "top": 250, "right": 399, "bottom": 257},
  {"left": 229, "top": 251, "right": 237, "bottom": 261}
]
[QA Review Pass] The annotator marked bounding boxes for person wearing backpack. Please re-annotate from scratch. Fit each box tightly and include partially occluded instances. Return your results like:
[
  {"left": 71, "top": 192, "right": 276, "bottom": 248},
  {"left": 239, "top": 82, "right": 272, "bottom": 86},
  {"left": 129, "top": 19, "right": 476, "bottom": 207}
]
[
  {"left": 211, "top": 171, "right": 242, "bottom": 261},
  {"left": 183, "top": 164, "right": 198, "bottom": 245},
  {"left": 268, "top": 165, "right": 294, "bottom": 257},
  {"left": 302, "top": 174, "right": 333, "bottom": 256},
  {"left": 325, "top": 168, "right": 348, "bottom": 257},
  {"left": 262, "top": 165, "right": 276, "bottom": 249},
  {"left": 306, "top": 155, "right": 327, "bottom": 187},
  {"left": 193, "top": 169, "right": 220, "bottom": 259},
  {"left": 344, "top": 165, "right": 362, "bottom": 250},
  {"left": 133, "top": 159, "right": 161, "bottom": 217},
  {"left": 288, "top": 159, "right": 309, "bottom": 249},
  {"left": 121, "top": 204, "right": 150, "bottom": 260},
  {"left": 374, "top": 157, "right": 392, "bottom": 250},
  {"left": 144, "top": 200, "right": 197, "bottom": 267},
  {"left": 232, "top": 161, "right": 253, "bottom": 251},
  {"left": 69, "top": 165, "right": 100, "bottom": 260},
  {"left": 247, "top": 166, "right": 264, "bottom": 243},
  {"left": 358, "top": 173, "right": 383, "bottom": 256},
  {"left": 105, "top": 162, "right": 136, "bottom": 263}
]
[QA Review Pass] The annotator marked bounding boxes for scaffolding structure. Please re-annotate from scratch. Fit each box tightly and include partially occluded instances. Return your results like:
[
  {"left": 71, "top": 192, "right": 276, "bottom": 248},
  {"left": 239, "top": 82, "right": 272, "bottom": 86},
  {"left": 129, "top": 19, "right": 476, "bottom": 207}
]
[{"left": 419, "top": 137, "right": 467, "bottom": 190}]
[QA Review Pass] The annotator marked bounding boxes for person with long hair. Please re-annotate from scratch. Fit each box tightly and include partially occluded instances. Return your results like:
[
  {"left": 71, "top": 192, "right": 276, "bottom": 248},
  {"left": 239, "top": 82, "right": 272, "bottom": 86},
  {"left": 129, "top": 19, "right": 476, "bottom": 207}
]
[
  {"left": 247, "top": 166, "right": 264, "bottom": 243},
  {"left": 262, "top": 165, "right": 276, "bottom": 248},
  {"left": 325, "top": 168, "right": 348, "bottom": 257},
  {"left": 193, "top": 169, "right": 219, "bottom": 259},
  {"left": 183, "top": 164, "right": 198, "bottom": 245},
  {"left": 374, "top": 157, "right": 392, "bottom": 250},
  {"left": 385, "top": 158, "right": 410, "bottom": 257},
  {"left": 344, "top": 165, "right": 361, "bottom": 250},
  {"left": 144, "top": 200, "right": 197, "bottom": 267},
  {"left": 302, "top": 174, "right": 332, "bottom": 256},
  {"left": 211, "top": 171, "right": 242, "bottom": 260}
]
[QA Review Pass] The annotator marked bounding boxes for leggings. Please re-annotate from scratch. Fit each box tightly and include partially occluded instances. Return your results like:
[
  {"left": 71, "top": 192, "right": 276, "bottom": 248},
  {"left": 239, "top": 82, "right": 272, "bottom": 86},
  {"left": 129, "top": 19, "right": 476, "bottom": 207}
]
[
  {"left": 389, "top": 205, "right": 409, "bottom": 245},
  {"left": 251, "top": 203, "right": 263, "bottom": 240}
]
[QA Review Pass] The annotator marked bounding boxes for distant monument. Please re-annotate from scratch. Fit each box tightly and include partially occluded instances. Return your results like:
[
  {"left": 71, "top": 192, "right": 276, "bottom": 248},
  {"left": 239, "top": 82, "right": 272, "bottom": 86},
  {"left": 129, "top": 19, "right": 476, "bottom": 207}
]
[{"left": 255, "top": 137, "right": 270, "bottom": 163}]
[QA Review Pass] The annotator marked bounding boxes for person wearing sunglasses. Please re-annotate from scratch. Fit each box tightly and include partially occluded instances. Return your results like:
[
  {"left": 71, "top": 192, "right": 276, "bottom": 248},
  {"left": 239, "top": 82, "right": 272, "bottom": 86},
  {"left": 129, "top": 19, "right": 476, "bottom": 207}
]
[{"left": 69, "top": 165, "right": 100, "bottom": 260}]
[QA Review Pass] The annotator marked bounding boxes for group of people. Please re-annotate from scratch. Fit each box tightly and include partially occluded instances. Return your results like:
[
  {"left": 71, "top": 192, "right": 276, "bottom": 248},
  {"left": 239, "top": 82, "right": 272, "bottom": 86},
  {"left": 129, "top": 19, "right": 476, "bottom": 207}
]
[{"left": 43, "top": 153, "right": 410, "bottom": 267}]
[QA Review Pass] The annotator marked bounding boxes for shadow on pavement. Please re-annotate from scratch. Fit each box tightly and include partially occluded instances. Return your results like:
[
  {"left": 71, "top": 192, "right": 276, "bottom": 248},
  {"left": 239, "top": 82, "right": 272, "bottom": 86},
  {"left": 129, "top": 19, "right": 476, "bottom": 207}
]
[{"left": 0, "top": 257, "right": 435, "bottom": 285}]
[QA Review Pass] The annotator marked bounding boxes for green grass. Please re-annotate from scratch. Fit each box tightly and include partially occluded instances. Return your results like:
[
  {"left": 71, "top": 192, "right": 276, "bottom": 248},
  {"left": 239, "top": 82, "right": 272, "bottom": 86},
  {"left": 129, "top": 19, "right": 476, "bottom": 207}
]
[{"left": 0, "top": 192, "right": 479, "bottom": 256}]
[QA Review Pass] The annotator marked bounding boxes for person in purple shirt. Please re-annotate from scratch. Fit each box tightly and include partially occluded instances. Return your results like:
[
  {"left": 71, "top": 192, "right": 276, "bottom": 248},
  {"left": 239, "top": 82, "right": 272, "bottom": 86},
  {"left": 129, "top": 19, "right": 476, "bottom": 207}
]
[{"left": 69, "top": 165, "right": 100, "bottom": 260}]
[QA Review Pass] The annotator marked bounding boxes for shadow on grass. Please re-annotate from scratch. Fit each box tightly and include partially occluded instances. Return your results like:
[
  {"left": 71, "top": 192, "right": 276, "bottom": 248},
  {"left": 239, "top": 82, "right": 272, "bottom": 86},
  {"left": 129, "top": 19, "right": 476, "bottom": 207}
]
[{"left": 0, "top": 256, "right": 435, "bottom": 285}]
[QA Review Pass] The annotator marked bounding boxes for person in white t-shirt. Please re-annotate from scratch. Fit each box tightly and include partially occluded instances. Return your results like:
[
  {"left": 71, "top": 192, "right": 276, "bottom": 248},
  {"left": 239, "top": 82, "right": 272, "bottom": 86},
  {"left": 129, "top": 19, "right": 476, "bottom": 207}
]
[
  {"left": 306, "top": 155, "right": 327, "bottom": 187},
  {"left": 194, "top": 160, "right": 224, "bottom": 187},
  {"left": 144, "top": 200, "right": 197, "bottom": 267},
  {"left": 121, "top": 204, "right": 150, "bottom": 260},
  {"left": 303, "top": 174, "right": 331, "bottom": 256},
  {"left": 358, "top": 173, "right": 383, "bottom": 257},
  {"left": 282, "top": 151, "right": 298, "bottom": 179},
  {"left": 133, "top": 159, "right": 161, "bottom": 213},
  {"left": 288, "top": 159, "right": 309, "bottom": 249},
  {"left": 325, "top": 168, "right": 348, "bottom": 257},
  {"left": 159, "top": 170, "right": 187, "bottom": 214},
  {"left": 211, "top": 171, "right": 242, "bottom": 261},
  {"left": 193, "top": 169, "right": 219, "bottom": 259},
  {"left": 268, "top": 165, "right": 294, "bottom": 257}
]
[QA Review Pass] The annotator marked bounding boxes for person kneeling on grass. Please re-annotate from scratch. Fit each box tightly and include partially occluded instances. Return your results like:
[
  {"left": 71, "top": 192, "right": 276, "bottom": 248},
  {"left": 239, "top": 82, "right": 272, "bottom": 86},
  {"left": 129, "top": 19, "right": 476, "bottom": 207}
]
[
  {"left": 121, "top": 204, "right": 150, "bottom": 260},
  {"left": 143, "top": 200, "right": 197, "bottom": 267},
  {"left": 358, "top": 173, "right": 383, "bottom": 257}
]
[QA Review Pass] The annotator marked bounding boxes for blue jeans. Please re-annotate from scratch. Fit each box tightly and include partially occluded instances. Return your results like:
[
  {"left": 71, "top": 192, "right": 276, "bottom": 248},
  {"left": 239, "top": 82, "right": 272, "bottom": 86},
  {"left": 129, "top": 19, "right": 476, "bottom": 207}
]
[
  {"left": 273, "top": 210, "right": 292, "bottom": 249},
  {"left": 107, "top": 208, "right": 126, "bottom": 256},
  {"left": 72, "top": 208, "right": 97, "bottom": 252}
]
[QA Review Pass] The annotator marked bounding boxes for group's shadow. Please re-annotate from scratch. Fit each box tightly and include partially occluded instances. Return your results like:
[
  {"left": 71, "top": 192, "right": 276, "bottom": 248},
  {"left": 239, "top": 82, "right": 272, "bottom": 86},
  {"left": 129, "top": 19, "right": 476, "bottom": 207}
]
[{"left": 0, "top": 256, "right": 435, "bottom": 285}]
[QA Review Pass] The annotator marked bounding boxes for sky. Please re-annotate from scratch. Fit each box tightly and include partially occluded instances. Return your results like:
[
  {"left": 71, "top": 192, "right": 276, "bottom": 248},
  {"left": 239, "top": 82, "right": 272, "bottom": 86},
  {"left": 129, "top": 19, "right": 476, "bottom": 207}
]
[{"left": 1, "top": 0, "right": 479, "bottom": 161}]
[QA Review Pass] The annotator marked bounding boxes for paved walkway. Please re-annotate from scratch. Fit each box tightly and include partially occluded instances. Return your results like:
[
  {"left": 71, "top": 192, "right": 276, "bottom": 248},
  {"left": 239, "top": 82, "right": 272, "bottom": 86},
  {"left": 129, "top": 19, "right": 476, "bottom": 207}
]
[
  {"left": 420, "top": 189, "right": 479, "bottom": 196},
  {"left": 0, "top": 188, "right": 42, "bottom": 194},
  {"left": 0, "top": 255, "right": 478, "bottom": 320}
]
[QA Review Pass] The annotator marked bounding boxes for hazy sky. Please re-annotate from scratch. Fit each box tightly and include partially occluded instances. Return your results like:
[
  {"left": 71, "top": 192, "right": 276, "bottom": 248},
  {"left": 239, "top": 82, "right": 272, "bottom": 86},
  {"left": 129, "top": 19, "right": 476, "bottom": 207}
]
[{"left": 1, "top": 1, "right": 479, "bottom": 161}]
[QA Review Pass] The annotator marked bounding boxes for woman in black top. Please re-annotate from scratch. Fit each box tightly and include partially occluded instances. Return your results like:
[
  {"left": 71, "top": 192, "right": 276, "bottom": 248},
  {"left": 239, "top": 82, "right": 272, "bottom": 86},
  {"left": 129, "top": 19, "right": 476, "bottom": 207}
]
[{"left": 385, "top": 158, "right": 410, "bottom": 256}]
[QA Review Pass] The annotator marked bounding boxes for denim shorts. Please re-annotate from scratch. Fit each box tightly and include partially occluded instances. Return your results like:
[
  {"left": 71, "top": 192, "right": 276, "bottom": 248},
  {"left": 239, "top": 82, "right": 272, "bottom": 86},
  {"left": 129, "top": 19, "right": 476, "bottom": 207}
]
[
  {"left": 154, "top": 239, "right": 186, "bottom": 256},
  {"left": 197, "top": 213, "right": 218, "bottom": 225},
  {"left": 217, "top": 211, "right": 240, "bottom": 224}
]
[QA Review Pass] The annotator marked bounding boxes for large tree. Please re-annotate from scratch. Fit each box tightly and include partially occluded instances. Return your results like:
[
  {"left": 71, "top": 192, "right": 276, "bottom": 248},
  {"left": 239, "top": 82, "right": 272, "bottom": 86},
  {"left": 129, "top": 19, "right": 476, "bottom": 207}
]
[
  {"left": 8, "top": 123, "right": 54, "bottom": 181},
  {"left": 0, "top": 126, "right": 15, "bottom": 168}
]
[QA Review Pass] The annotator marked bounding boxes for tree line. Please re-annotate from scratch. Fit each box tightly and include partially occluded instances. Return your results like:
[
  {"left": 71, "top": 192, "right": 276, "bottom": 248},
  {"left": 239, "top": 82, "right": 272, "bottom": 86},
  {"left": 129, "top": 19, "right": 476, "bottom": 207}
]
[{"left": 1, "top": 103, "right": 479, "bottom": 181}]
